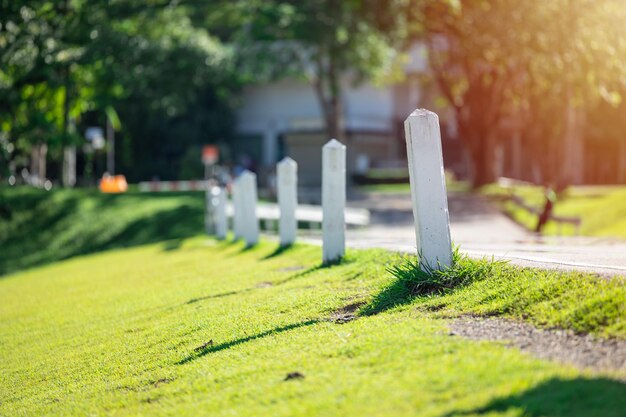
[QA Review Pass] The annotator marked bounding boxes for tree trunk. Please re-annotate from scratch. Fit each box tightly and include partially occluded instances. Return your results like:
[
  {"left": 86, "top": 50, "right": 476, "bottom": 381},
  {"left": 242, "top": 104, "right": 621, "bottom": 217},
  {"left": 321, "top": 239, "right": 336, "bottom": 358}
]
[
  {"left": 312, "top": 49, "right": 345, "bottom": 142},
  {"left": 327, "top": 91, "right": 344, "bottom": 140},
  {"left": 561, "top": 105, "right": 585, "bottom": 185},
  {"left": 458, "top": 119, "right": 498, "bottom": 189},
  {"left": 30, "top": 143, "right": 48, "bottom": 187},
  {"left": 63, "top": 146, "right": 77, "bottom": 187},
  {"left": 471, "top": 143, "right": 498, "bottom": 188}
]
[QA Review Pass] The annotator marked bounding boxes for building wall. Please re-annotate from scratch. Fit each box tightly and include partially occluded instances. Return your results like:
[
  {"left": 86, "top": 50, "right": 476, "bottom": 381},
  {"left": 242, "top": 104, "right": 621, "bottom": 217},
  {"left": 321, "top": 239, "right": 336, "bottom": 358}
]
[
  {"left": 235, "top": 78, "right": 396, "bottom": 169},
  {"left": 233, "top": 45, "right": 432, "bottom": 185}
]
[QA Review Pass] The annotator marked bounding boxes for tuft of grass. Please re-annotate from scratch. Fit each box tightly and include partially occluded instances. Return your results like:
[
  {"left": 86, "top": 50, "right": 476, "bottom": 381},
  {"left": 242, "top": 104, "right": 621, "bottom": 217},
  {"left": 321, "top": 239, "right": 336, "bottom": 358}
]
[
  {"left": 385, "top": 248, "right": 500, "bottom": 296},
  {"left": 365, "top": 248, "right": 625, "bottom": 339},
  {"left": 363, "top": 248, "right": 499, "bottom": 315}
]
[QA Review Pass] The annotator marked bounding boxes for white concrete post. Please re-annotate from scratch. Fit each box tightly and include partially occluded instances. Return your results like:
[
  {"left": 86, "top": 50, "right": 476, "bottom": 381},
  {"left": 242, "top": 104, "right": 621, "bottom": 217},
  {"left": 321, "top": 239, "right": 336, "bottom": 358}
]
[
  {"left": 404, "top": 109, "right": 453, "bottom": 270},
  {"left": 239, "top": 170, "right": 259, "bottom": 246},
  {"left": 215, "top": 187, "right": 228, "bottom": 240},
  {"left": 232, "top": 178, "right": 244, "bottom": 240},
  {"left": 277, "top": 157, "right": 298, "bottom": 246},
  {"left": 205, "top": 184, "right": 215, "bottom": 235},
  {"left": 322, "top": 139, "right": 346, "bottom": 263}
]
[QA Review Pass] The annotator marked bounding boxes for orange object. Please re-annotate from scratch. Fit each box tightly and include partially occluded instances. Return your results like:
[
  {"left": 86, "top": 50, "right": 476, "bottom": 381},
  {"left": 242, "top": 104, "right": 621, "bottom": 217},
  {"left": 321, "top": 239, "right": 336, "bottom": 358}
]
[
  {"left": 202, "top": 145, "right": 219, "bottom": 165},
  {"left": 99, "top": 175, "right": 128, "bottom": 193}
]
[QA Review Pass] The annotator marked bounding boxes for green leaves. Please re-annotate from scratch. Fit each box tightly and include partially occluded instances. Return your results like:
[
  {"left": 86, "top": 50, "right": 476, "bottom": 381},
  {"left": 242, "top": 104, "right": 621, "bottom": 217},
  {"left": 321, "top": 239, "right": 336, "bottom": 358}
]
[{"left": 0, "top": 0, "right": 238, "bottom": 180}]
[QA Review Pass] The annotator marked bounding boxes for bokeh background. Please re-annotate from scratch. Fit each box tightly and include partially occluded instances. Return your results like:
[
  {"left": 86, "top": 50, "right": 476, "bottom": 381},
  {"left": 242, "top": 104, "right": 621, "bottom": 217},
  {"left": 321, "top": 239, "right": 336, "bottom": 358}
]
[{"left": 2, "top": 0, "right": 626, "bottom": 188}]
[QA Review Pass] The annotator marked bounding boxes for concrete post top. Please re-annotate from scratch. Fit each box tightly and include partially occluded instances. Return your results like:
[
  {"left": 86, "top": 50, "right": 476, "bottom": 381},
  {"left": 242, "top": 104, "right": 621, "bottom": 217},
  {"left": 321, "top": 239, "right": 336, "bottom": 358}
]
[
  {"left": 277, "top": 156, "right": 297, "bottom": 167},
  {"left": 240, "top": 170, "right": 256, "bottom": 180},
  {"left": 324, "top": 138, "right": 346, "bottom": 149},
  {"left": 406, "top": 108, "right": 439, "bottom": 121}
]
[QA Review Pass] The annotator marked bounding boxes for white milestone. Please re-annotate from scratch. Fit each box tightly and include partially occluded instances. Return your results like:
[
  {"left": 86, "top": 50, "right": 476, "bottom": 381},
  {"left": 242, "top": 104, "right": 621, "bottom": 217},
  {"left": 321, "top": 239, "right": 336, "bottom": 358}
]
[
  {"left": 215, "top": 186, "right": 228, "bottom": 240},
  {"left": 404, "top": 109, "right": 453, "bottom": 270},
  {"left": 239, "top": 170, "right": 259, "bottom": 246},
  {"left": 322, "top": 139, "right": 346, "bottom": 263},
  {"left": 277, "top": 157, "right": 298, "bottom": 246},
  {"left": 232, "top": 178, "right": 243, "bottom": 240}
]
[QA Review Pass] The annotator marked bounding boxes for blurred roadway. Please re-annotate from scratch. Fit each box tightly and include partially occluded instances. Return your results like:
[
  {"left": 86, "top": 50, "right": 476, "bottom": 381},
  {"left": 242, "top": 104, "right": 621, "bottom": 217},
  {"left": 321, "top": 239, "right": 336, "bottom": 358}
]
[{"left": 342, "top": 191, "right": 626, "bottom": 276}]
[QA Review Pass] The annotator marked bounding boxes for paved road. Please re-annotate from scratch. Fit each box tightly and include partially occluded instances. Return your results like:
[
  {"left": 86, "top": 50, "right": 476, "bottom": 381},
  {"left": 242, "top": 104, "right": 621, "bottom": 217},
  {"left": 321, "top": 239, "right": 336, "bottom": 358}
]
[{"left": 341, "top": 192, "right": 626, "bottom": 276}]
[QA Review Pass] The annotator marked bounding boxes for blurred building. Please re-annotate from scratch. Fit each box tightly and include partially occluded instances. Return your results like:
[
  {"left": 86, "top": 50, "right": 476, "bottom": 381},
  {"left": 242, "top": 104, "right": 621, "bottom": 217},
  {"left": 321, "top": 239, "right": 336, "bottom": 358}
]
[{"left": 232, "top": 45, "right": 464, "bottom": 188}]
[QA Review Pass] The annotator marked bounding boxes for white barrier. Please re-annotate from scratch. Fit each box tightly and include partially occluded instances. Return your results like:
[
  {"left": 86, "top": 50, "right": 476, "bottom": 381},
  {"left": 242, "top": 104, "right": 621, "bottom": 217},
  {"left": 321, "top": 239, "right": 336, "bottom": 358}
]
[
  {"left": 277, "top": 157, "right": 298, "bottom": 246},
  {"left": 404, "top": 109, "right": 452, "bottom": 270},
  {"left": 232, "top": 178, "right": 244, "bottom": 240},
  {"left": 239, "top": 170, "right": 259, "bottom": 246},
  {"left": 322, "top": 139, "right": 346, "bottom": 263},
  {"left": 215, "top": 187, "right": 228, "bottom": 240}
]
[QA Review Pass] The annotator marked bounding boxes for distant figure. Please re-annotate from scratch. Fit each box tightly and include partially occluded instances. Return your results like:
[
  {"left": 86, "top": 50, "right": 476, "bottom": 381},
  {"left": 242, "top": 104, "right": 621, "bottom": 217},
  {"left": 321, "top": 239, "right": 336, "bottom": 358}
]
[
  {"left": 233, "top": 154, "right": 256, "bottom": 177},
  {"left": 535, "top": 185, "right": 557, "bottom": 233}
]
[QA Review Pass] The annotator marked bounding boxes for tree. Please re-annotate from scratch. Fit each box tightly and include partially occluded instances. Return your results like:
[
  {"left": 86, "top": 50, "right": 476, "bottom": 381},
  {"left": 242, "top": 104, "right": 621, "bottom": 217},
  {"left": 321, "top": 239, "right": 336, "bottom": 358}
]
[
  {"left": 205, "top": 0, "right": 411, "bottom": 140},
  {"left": 420, "top": 0, "right": 626, "bottom": 187},
  {"left": 0, "top": 0, "right": 88, "bottom": 183},
  {"left": 1, "top": 0, "right": 239, "bottom": 183}
]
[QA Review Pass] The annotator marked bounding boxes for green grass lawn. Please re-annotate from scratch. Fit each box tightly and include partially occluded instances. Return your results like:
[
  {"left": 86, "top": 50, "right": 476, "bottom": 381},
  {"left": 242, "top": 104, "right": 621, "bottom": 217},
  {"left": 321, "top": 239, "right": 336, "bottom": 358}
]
[
  {"left": 482, "top": 184, "right": 626, "bottom": 239},
  {"left": 1, "top": 186, "right": 624, "bottom": 415},
  {"left": 0, "top": 187, "right": 205, "bottom": 275},
  {"left": 1, "top": 235, "right": 624, "bottom": 416},
  {"left": 356, "top": 175, "right": 470, "bottom": 194}
]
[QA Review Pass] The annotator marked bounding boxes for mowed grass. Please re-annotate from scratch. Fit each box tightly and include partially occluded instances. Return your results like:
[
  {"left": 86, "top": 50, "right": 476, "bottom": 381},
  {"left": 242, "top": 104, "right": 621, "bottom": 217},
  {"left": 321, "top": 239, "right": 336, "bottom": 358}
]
[
  {"left": 381, "top": 253, "right": 626, "bottom": 338},
  {"left": 1, "top": 237, "right": 625, "bottom": 416},
  {"left": 482, "top": 184, "right": 626, "bottom": 238},
  {"left": 0, "top": 187, "right": 204, "bottom": 275}
]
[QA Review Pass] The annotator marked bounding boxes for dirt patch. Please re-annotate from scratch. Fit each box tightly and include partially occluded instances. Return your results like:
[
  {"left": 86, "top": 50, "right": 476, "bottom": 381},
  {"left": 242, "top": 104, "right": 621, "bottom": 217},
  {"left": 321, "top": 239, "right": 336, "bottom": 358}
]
[
  {"left": 151, "top": 378, "right": 173, "bottom": 388},
  {"left": 330, "top": 301, "right": 366, "bottom": 324},
  {"left": 284, "top": 371, "right": 305, "bottom": 381},
  {"left": 277, "top": 265, "right": 305, "bottom": 272},
  {"left": 450, "top": 317, "right": 626, "bottom": 377},
  {"left": 194, "top": 340, "right": 214, "bottom": 352},
  {"left": 256, "top": 281, "right": 273, "bottom": 288},
  {"left": 142, "top": 396, "right": 161, "bottom": 404},
  {"left": 424, "top": 303, "right": 446, "bottom": 312}
]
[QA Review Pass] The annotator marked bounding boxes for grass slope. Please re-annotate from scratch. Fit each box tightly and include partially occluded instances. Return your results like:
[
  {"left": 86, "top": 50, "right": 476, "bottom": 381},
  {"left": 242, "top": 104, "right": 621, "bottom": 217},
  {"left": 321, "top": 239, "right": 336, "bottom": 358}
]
[
  {"left": 1, "top": 238, "right": 624, "bottom": 416},
  {"left": 482, "top": 184, "right": 626, "bottom": 238},
  {"left": 0, "top": 187, "right": 204, "bottom": 275}
]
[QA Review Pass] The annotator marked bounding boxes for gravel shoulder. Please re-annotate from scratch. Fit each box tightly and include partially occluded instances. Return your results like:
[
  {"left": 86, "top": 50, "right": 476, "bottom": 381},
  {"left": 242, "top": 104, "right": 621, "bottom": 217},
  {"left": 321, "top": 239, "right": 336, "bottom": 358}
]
[{"left": 450, "top": 316, "right": 626, "bottom": 380}]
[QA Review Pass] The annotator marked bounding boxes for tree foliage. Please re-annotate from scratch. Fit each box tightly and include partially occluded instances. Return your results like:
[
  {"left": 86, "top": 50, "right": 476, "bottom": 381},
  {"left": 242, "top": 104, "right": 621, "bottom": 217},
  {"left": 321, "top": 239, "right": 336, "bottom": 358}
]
[
  {"left": 1, "top": 0, "right": 238, "bottom": 181},
  {"left": 421, "top": 0, "right": 626, "bottom": 186},
  {"left": 205, "top": 0, "right": 413, "bottom": 140},
  {"left": 3, "top": 0, "right": 626, "bottom": 185}
]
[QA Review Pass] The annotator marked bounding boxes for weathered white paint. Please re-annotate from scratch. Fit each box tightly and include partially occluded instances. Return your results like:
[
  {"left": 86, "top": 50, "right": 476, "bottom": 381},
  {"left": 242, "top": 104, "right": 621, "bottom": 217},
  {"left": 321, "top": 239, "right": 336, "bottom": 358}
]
[
  {"left": 205, "top": 185, "right": 215, "bottom": 235},
  {"left": 239, "top": 170, "right": 259, "bottom": 246},
  {"left": 322, "top": 139, "right": 346, "bottom": 263},
  {"left": 404, "top": 109, "right": 452, "bottom": 270},
  {"left": 232, "top": 178, "right": 244, "bottom": 240},
  {"left": 215, "top": 187, "right": 228, "bottom": 240},
  {"left": 277, "top": 157, "right": 298, "bottom": 246}
]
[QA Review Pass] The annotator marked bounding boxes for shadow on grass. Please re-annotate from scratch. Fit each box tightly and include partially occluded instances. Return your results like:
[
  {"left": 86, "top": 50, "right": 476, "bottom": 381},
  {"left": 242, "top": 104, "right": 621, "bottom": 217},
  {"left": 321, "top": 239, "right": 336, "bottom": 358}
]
[
  {"left": 185, "top": 287, "right": 256, "bottom": 305},
  {"left": 238, "top": 243, "right": 259, "bottom": 253},
  {"left": 445, "top": 377, "right": 626, "bottom": 417},
  {"left": 176, "top": 319, "right": 320, "bottom": 365},
  {"left": 161, "top": 239, "right": 184, "bottom": 252},
  {"left": 182, "top": 259, "right": 343, "bottom": 306},
  {"left": 272, "top": 257, "right": 349, "bottom": 286},
  {"left": 261, "top": 243, "right": 295, "bottom": 260}
]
